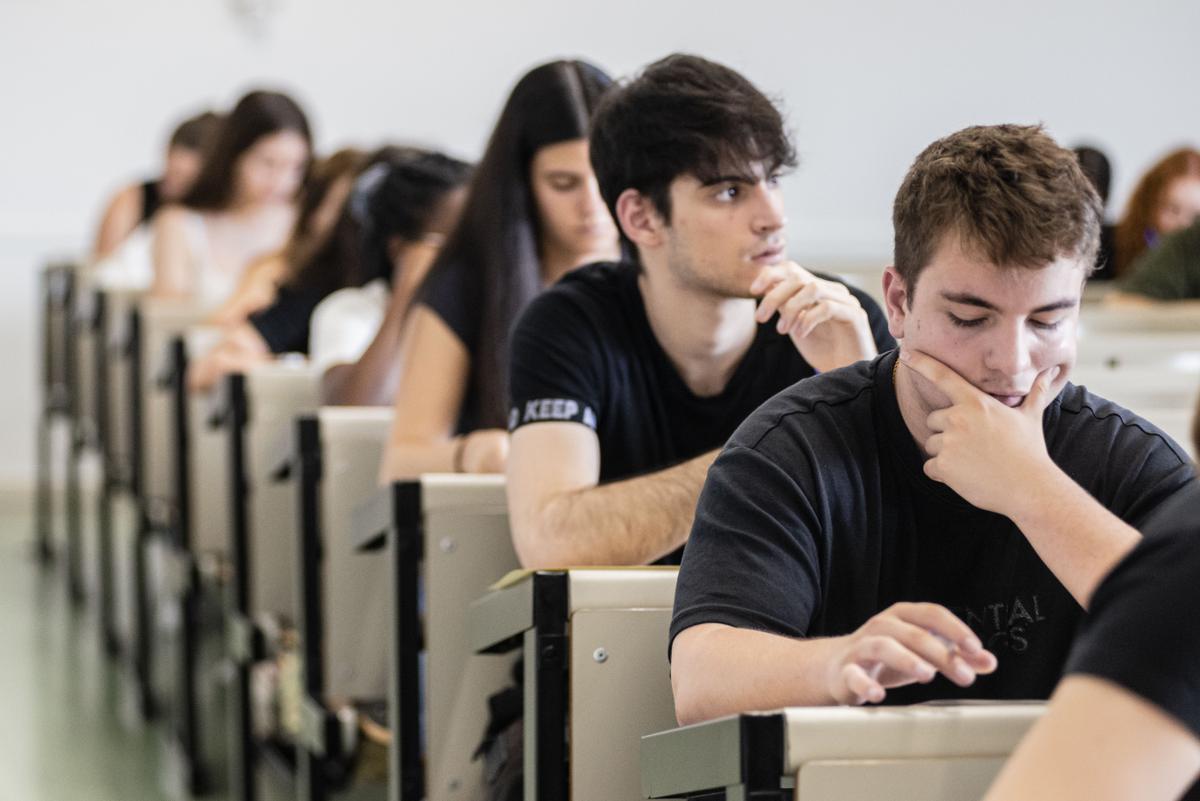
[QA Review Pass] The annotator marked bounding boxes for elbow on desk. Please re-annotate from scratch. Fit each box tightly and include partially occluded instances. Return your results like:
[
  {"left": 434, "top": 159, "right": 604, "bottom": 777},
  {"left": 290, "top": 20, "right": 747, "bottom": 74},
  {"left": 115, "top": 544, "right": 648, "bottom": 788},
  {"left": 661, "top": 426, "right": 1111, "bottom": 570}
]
[
  {"left": 511, "top": 515, "right": 575, "bottom": 570},
  {"left": 670, "top": 625, "right": 729, "bottom": 727}
]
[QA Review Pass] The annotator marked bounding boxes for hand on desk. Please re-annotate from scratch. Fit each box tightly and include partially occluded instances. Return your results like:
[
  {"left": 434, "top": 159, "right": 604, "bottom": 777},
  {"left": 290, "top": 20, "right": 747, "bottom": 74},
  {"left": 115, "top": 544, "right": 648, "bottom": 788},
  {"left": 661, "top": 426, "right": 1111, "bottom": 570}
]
[{"left": 827, "top": 602, "right": 997, "bottom": 706}]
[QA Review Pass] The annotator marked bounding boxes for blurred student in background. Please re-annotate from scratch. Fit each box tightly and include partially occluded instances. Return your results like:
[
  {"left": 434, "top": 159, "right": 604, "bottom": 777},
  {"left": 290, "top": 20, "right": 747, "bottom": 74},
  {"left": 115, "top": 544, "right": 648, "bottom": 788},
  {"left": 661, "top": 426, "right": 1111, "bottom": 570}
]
[
  {"left": 1111, "top": 147, "right": 1200, "bottom": 278},
  {"left": 379, "top": 58, "right": 619, "bottom": 479},
  {"left": 205, "top": 147, "right": 367, "bottom": 327},
  {"left": 90, "top": 110, "right": 222, "bottom": 288},
  {"left": 314, "top": 152, "right": 471, "bottom": 405},
  {"left": 1112, "top": 219, "right": 1200, "bottom": 304},
  {"left": 1072, "top": 145, "right": 1116, "bottom": 279},
  {"left": 92, "top": 109, "right": 222, "bottom": 260},
  {"left": 187, "top": 147, "right": 470, "bottom": 392},
  {"left": 151, "top": 89, "right": 312, "bottom": 309}
]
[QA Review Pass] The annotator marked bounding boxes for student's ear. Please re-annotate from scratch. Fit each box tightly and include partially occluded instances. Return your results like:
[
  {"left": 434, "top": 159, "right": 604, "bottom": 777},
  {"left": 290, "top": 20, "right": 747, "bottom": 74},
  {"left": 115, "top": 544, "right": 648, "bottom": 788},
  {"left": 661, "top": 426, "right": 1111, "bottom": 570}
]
[
  {"left": 882, "top": 266, "right": 911, "bottom": 341},
  {"left": 615, "top": 188, "right": 666, "bottom": 250}
]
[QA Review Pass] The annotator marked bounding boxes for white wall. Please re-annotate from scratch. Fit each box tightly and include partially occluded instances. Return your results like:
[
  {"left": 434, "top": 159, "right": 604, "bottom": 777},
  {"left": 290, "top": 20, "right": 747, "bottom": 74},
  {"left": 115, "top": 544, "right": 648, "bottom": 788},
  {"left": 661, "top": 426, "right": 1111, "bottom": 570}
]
[{"left": 2, "top": 0, "right": 1198, "bottom": 486}]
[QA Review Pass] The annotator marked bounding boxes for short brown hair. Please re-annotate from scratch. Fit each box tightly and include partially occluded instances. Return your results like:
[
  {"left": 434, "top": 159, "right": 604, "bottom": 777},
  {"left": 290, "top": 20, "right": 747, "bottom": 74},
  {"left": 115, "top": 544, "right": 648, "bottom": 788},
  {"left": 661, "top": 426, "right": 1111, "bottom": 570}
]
[{"left": 893, "top": 124, "right": 1102, "bottom": 293}]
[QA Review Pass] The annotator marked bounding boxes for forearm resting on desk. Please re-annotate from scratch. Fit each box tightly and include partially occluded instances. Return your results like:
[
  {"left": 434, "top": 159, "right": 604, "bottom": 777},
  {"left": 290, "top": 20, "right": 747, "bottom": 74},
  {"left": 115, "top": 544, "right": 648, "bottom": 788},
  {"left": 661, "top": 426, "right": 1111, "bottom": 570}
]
[{"left": 509, "top": 443, "right": 717, "bottom": 568}]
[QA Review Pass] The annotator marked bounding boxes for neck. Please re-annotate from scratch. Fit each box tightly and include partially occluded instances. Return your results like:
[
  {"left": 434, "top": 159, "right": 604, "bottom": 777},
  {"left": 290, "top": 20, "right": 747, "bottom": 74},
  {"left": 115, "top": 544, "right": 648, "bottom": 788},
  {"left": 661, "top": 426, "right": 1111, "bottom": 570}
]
[
  {"left": 893, "top": 354, "right": 934, "bottom": 456},
  {"left": 637, "top": 265, "right": 758, "bottom": 397},
  {"left": 539, "top": 240, "right": 611, "bottom": 285}
]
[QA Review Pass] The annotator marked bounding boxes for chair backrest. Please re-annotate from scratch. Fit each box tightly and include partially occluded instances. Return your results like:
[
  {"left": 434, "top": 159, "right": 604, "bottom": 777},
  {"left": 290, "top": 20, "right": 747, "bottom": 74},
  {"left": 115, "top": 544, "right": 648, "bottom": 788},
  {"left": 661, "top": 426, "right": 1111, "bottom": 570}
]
[
  {"left": 786, "top": 704, "right": 1044, "bottom": 801},
  {"left": 101, "top": 290, "right": 141, "bottom": 488},
  {"left": 471, "top": 567, "right": 681, "bottom": 801},
  {"left": 243, "top": 362, "right": 323, "bottom": 619},
  {"left": 184, "top": 326, "right": 229, "bottom": 556},
  {"left": 564, "top": 569, "right": 679, "bottom": 801},
  {"left": 41, "top": 262, "right": 77, "bottom": 413},
  {"left": 317, "top": 406, "right": 395, "bottom": 702},
  {"left": 72, "top": 283, "right": 100, "bottom": 447},
  {"left": 136, "top": 300, "right": 209, "bottom": 522},
  {"left": 421, "top": 474, "right": 520, "bottom": 801},
  {"left": 641, "top": 704, "right": 1044, "bottom": 801}
]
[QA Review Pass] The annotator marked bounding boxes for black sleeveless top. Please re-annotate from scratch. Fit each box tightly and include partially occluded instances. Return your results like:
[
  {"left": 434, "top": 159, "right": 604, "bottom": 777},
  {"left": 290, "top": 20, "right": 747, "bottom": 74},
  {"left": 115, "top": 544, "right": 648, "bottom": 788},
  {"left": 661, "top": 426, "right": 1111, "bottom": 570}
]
[{"left": 140, "top": 180, "right": 162, "bottom": 224}]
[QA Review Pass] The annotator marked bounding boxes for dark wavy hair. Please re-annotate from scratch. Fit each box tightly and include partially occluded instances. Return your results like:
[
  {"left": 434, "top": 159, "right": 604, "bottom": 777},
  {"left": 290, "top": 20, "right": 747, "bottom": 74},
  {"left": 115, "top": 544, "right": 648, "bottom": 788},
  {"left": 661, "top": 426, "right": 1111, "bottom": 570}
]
[
  {"left": 589, "top": 53, "right": 796, "bottom": 246},
  {"left": 280, "top": 147, "right": 369, "bottom": 278},
  {"left": 182, "top": 90, "right": 312, "bottom": 211},
  {"left": 287, "top": 146, "right": 471, "bottom": 297},
  {"left": 417, "top": 58, "right": 613, "bottom": 429}
]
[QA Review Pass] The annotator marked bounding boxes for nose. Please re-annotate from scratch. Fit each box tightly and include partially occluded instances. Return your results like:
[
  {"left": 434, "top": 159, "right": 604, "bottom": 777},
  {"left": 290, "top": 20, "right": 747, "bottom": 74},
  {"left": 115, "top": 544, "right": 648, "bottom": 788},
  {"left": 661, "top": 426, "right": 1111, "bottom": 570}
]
[
  {"left": 750, "top": 181, "right": 786, "bottom": 235},
  {"left": 982, "top": 319, "right": 1034, "bottom": 380},
  {"left": 579, "top": 176, "right": 606, "bottom": 219}
]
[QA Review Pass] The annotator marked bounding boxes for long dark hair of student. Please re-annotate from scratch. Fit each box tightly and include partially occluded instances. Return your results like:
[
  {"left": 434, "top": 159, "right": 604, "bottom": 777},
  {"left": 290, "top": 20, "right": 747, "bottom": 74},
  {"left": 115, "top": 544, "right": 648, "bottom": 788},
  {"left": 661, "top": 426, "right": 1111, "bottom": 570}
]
[
  {"left": 282, "top": 147, "right": 369, "bottom": 273},
  {"left": 182, "top": 89, "right": 312, "bottom": 211},
  {"left": 287, "top": 146, "right": 471, "bottom": 297},
  {"left": 420, "top": 58, "right": 613, "bottom": 429}
]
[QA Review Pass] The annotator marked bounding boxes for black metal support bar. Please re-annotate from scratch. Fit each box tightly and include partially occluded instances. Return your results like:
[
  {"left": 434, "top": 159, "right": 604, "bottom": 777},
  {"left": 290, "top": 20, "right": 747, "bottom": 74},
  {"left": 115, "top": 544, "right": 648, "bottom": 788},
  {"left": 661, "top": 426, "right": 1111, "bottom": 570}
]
[
  {"left": 64, "top": 278, "right": 85, "bottom": 605},
  {"left": 34, "top": 266, "right": 66, "bottom": 565},
  {"left": 389, "top": 481, "right": 424, "bottom": 801},
  {"left": 739, "top": 714, "right": 788, "bottom": 801},
  {"left": 532, "top": 572, "right": 570, "bottom": 801},
  {"left": 35, "top": 410, "right": 54, "bottom": 564},
  {"left": 94, "top": 292, "right": 119, "bottom": 656},
  {"left": 129, "top": 308, "right": 157, "bottom": 721},
  {"left": 224, "top": 373, "right": 258, "bottom": 801},
  {"left": 295, "top": 415, "right": 327, "bottom": 801},
  {"left": 168, "top": 335, "right": 207, "bottom": 795}
]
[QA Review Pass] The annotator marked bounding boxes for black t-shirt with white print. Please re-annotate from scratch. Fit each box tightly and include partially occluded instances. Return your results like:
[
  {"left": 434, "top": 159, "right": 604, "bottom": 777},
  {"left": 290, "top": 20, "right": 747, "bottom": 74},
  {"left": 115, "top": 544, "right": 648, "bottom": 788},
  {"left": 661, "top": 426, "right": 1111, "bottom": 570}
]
[
  {"left": 507, "top": 261, "right": 895, "bottom": 486},
  {"left": 670, "top": 349, "right": 1195, "bottom": 703}
]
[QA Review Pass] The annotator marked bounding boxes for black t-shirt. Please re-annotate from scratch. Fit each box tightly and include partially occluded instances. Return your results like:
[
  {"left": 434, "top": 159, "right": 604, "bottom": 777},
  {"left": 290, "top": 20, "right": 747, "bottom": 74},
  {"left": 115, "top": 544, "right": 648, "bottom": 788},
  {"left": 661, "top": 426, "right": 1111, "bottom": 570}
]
[
  {"left": 507, "top": 261, "right": 895, "bottom": 485},
  {"left": 1067, "top": 479, "right": 1200, "bottom": 737},
  {"left": 417, "top": 256, "right": 485, "bottom": 434},
  {"left": 671, "top": 349, "right": 1195, "bottom": 702},
  {"left": 248, "top": 284, "right": 327, "bottom": 355}
]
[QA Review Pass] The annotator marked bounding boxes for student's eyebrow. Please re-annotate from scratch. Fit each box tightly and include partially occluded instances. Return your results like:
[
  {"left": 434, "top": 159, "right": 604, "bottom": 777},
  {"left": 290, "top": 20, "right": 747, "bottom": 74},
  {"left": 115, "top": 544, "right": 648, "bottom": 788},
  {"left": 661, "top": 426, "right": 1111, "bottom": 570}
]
[
  {"left": 940, "top": 291, "right": 1079, "bottom": 314},
  {"left": 698, "top": 173, "right": 757, "bottom": 187},
  {"left": 940, "top": 291, "right": 998, "bottom": 311},
  {"left": 1030, "top": 298, "right": 1079, "bottom": 314}
]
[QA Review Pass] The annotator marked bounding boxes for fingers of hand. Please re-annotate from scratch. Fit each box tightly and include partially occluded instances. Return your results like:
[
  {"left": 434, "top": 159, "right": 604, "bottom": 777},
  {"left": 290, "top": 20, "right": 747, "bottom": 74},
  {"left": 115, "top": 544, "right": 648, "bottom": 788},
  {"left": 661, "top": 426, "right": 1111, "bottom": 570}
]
[
  {"left": 841, "top": 663, "right": 885, "bottom": 705},
  {"left": 863, "top": 618, "right": 989, "bottom": 688},
  {"left": 755, "top": 275, "right": 806, "bottom": 323},
  {"left": 868, "top": 616, "right": 980, "bottom": 682},
  {"left": 852, "top": 635, "right": 937, "bottom": 687},
  {"left": 771, "top": 280, "right": 820, "bottom": 330},
  {"left": 791, "top": 297, "right": 864, "bottom": 338},
  {"left": 886, "top": 603, "right": 993, "bottom": 667},
  {"left": 1024, "top": 364, "right": 1063, "bottom": 416}
]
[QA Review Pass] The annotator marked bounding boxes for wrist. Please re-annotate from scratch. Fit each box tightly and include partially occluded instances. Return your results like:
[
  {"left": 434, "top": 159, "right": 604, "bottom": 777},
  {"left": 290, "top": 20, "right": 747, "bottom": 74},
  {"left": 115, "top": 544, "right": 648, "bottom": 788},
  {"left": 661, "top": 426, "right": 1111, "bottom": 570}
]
[
  {"left": 452, "top": 435, "right": 466, "bottom": 473},
  {"left": 1006, "top": 457, "right": 1071, "bottom": 531}
]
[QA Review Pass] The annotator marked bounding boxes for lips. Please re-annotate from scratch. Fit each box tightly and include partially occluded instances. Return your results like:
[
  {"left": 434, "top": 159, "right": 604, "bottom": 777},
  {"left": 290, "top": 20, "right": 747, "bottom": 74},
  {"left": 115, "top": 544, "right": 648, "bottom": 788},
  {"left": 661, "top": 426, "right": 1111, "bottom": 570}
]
[
  {"left": 751, "top": 244, "right": 785, "bottom": 263},
  {"left": 988, "top": 393, "right": 1027, "bottom": 408}
]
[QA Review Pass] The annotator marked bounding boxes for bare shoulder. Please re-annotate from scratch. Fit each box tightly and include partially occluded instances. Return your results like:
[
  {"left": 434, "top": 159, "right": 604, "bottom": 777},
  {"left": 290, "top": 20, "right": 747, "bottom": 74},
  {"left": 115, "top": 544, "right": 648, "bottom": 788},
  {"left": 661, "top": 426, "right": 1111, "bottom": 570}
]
[
  {"left": 106, "top": 183, "right": 143, "bottom": 218},
  {"left": 152, "top": 204, "right": 192, "bottom": 234}
]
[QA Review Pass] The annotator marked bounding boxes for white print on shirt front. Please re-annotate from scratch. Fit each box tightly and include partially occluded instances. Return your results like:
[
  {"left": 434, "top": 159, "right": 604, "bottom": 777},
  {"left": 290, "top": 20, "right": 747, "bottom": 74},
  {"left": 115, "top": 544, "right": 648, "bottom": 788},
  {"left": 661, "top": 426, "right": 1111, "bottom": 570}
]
[
  {"left": 950, "top": 595, "right": 1048, "bottom": 654},
  {"left": 510, "top": 399, "right": 598, "bottom": 431}
]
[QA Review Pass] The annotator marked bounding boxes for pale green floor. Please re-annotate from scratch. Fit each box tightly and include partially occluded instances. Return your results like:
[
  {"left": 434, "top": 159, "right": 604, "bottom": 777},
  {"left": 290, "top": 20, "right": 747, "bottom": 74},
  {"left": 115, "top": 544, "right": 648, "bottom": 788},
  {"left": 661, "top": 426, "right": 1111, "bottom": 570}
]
[
  {"left": 0, "top": 500, "right": 173, "bottom": 801},
  {"left": 0, "top": 486, "right": 380, "bottom": 801}
]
